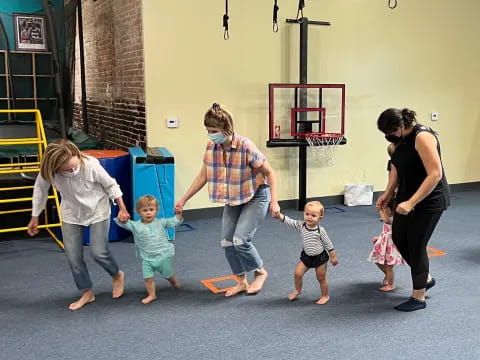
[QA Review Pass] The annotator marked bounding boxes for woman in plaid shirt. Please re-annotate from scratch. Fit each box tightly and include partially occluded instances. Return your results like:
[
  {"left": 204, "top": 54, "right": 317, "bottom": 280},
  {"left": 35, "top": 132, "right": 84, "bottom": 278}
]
[{"left": 175, "top": 103, "right": 280, "bottom": 296}]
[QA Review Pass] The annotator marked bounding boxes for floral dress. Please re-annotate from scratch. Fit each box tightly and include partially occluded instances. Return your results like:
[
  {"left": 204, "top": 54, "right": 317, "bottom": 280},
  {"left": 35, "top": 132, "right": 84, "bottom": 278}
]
[{"left": 368, "top": 223, "right": 405, "bottom": 265}]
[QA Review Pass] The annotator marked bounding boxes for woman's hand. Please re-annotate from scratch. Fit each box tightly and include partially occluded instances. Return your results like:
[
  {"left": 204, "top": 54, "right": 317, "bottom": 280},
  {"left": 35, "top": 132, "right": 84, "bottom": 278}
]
[
  {"left": 376, "top": 192, "right": 390, "bottom": 210},
  {"left": 27, "top": 216, "right": 39, "bottom": 236},
  {"left": 396, "top": 200, "right": 414, "bottom": 215},
  {"left": 117, "top": 209, "right": 130, "bottom": 223},
  {"left": 175, "top": 200, "right": 186, "bottom": 213},
  {"left": 269, "top": 201, "right": 280, "bottom": 217}
]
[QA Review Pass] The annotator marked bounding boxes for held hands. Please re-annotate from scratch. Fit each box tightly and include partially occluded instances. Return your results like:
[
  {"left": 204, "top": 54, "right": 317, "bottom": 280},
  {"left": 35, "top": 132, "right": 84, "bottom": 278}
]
[
  {"left": 272, "top": 210, "right": 284, "bottom": 221},
  {"left": 174, "top": 200, "right": 185, "bottom": 214},
  {"left": 270, "top": 201, "right": 281, "bottom": 218},
  {"left": 396, "top": 200, "right": 414, "bottom": 215},
  {"left": 117, "top": 208, "right": 131, "bottom": 223},
  {"left": 174, "top": 206, "right": 183, "bottom": 220},
  {"left": 27, "top": 216, "right": 39, "bottom": 236},
  {"left": 376, "top": 192, "right": 390, "bottom": 210}
]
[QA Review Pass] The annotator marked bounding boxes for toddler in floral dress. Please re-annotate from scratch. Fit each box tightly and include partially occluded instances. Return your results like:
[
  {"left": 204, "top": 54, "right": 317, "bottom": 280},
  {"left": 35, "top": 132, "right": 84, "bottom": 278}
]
[{"left": 368, "top": 198, "right": 405, "bottom": 291}]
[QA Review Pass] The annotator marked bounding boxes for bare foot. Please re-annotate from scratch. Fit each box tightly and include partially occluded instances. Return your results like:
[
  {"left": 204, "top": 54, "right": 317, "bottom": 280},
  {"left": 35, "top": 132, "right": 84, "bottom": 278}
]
[
  {"left": 112, "top": 270, "right": 125, "bottom": 299},
  {"left": 379, "top": 285, "right": 395, "bottom": 292},
  {"left": 69, "top": 291, "right": 95, "bottom": 311},
  {"left": 288, "top": 290, "right": 301, "bottom": 301},
  {"left": 246, "top": 269, "right": 268, "bottom": 295},
  {"left": 225, "top": 283, "right": 248, "bottom": 297},
  {"left": 316, "top": 296, "right": 330, "bottom": 305},
  {"left": 168, "top": 276, "right": 180, "bottom": 289},
  {"left": 141, "top": 295, "right": 157, "bottom": 304}
]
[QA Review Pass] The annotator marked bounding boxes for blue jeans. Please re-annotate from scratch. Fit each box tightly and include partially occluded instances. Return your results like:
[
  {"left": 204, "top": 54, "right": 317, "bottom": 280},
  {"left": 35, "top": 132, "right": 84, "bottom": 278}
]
[
  {"left": 62, "top": 219, "right": 120, "bottom": 291},
  {"left": 221, "top": 185, "right": 270, "bottom": 275}
]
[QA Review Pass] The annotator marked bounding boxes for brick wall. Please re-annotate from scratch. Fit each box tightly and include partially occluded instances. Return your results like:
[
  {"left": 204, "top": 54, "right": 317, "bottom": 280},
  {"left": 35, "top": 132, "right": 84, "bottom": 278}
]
[{"left": 73, "top": 0, "right": 146, "bottom": 150}]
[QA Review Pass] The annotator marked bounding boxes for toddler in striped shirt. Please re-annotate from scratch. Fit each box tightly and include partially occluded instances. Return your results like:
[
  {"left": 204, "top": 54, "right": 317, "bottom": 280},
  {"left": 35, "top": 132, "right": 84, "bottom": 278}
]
[{"left": 274, "top": 201, "right": 338, "bottom": 304}]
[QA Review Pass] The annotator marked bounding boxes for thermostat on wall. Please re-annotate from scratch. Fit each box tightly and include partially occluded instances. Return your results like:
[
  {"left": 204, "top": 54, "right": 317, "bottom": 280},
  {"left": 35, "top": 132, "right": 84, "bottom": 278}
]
[{"left": 167, "top": 117, "right": 179, "bottom": 128}]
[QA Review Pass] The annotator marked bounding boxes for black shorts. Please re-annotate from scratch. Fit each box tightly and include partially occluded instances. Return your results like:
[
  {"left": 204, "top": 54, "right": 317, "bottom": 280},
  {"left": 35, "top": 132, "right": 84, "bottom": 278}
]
[{"left": 300, "top": 250, "right": 329, "bottom": 268}]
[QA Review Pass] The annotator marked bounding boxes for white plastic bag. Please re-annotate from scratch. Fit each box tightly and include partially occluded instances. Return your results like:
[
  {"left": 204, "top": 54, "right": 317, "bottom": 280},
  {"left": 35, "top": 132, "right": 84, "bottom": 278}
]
[{"left": 344, "top": 183, "right": 374, "bottom": 206}]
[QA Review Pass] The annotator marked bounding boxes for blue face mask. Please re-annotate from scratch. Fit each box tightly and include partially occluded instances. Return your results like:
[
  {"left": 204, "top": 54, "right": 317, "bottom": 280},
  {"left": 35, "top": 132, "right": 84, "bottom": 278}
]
[{"left": 208, "top": 132, "right": 227, "bottom": 144}]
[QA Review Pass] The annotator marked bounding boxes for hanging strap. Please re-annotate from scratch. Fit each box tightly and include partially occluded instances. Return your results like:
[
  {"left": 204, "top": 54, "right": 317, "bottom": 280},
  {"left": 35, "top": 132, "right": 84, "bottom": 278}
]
[
  {"left": 273, "top": 0, "right": 279, "bottom": 32},
  {"left": 223, "top": 0, "right": 230, "bottom": 40},
  {"left": 388, "top": 0, "right": 398, "bottom": 9},
  {"left": 296, "top": 0, "right": 305, "bottom": 21}
]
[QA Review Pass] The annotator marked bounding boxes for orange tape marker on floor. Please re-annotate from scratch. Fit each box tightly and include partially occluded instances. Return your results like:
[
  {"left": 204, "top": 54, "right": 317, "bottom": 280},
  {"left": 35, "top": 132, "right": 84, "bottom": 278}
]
[
  {"left": 201, "top": 275, "right": 240, "bottom": 293},
  {"left": 427, "top": 246, "right": 447, "bottom": 258}
]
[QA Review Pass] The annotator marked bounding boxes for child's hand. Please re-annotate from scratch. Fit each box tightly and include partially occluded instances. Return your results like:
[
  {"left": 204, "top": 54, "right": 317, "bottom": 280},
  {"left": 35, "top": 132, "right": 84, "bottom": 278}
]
[
  {"left": 175, "top": 200, "right": 185, "bottom": 213},
  {"left": 117, "top": 209, "right": 130, "bottom": 223},
  {"left": 329, "top": 251, "right": 339, "bottom": 266},
  {"left": 376, "top": 192, "right": 390, "bottom": 210},
  {"left": 273, "top": 211, "right": 283, "bottom": 220},
  {"left": 270, "top": 201, "right": 281, "bottom": 218},
  {"left": 175, "top": 210, "right": 183, "bottom": 220}
]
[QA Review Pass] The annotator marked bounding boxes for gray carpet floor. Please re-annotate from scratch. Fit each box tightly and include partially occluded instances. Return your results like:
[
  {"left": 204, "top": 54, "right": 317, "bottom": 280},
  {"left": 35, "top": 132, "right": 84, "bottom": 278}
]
[{"left": 1, "top": 190, "right": 480, "bottom": 360}]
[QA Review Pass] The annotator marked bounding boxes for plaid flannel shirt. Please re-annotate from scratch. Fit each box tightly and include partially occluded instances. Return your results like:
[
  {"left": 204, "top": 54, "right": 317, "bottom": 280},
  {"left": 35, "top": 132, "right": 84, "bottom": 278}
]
[{"left": 203, "top": 134, "right": 266, "bottom": 206}]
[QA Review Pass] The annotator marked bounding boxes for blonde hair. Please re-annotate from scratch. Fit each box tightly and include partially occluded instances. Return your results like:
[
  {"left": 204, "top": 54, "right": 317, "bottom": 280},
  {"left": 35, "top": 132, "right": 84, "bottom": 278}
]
[
  {"left": 304, "top": 200, "right": 324, "bottom": 218},
  {"left": 136, "top": 195, "right": 159, "bottom": 212},
  {"left": 40, "top": 139, "right": 86, "bottom": 183},
  {"left": 204, "top": 103, "right": 234, "bottom": 136}
]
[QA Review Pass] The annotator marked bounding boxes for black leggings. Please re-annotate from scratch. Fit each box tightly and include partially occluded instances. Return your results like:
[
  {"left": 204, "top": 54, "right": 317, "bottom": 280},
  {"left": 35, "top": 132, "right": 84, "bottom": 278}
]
[{"left": 392, "top": 210, "right": 443, "bottom": 290}]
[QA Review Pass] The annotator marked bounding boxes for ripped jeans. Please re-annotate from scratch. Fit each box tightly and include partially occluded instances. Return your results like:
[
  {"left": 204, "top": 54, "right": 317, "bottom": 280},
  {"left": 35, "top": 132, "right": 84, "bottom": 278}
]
[{"left": 221, "top": 185, "right": 270, "bottom": 275}]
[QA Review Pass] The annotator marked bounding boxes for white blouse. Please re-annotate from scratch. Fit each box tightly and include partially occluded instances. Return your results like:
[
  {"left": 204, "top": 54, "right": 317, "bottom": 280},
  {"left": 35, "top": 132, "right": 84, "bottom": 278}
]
[{"left": 32, "top": 155, "right": 123, "bottom": 226}]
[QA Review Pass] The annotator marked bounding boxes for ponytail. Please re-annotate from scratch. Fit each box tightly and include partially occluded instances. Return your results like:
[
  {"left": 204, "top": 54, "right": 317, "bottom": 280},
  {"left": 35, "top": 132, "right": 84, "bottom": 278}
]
[
  {"left": 401, "top": 108, "right": 417, "bottom": 127},
  {"left": 204, "top": 103, "right": 234, "bottom": 136},
  {"left": 378, "top": 107, "right": 417, "bottom": 133}
]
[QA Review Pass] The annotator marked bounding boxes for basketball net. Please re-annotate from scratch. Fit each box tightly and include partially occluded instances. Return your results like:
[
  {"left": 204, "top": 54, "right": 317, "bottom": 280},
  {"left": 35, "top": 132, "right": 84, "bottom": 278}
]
[{"left": 304, "top": 133, "right": 343, "bottom": 167}]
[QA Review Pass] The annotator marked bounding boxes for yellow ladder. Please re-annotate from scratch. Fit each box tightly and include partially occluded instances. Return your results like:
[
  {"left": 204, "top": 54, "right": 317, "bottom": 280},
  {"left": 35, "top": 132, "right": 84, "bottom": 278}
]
[{"left": 0, "top": 109, "right": 63, "bottom": 249}]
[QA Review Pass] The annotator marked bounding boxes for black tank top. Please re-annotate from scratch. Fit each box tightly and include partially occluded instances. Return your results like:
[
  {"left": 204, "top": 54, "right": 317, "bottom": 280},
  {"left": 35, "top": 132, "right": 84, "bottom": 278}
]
[{"left": 391, "top": 124, "right": 450, "bottom": 211}]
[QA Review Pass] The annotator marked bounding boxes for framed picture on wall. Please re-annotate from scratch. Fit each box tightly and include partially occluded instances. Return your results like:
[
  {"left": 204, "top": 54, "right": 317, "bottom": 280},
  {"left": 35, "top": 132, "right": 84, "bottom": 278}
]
[{"left": 13, "top": 13, "right": 48, "bottom": 51}]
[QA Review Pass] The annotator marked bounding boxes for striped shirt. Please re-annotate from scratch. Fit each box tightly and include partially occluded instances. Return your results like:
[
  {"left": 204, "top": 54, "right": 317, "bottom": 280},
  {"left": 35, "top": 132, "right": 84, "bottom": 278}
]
[
  {"left": 283, "top": 215, "right": 334, "bottom": 256},
  {"left": 203, "top": 133, "right": 266, "bottom": 206}
]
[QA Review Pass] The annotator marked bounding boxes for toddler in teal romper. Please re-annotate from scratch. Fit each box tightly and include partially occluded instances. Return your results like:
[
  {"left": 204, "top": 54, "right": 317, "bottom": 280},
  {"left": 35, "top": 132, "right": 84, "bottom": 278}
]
[{"left": 115, "top": 195, "right": 183, "bottom": 304}]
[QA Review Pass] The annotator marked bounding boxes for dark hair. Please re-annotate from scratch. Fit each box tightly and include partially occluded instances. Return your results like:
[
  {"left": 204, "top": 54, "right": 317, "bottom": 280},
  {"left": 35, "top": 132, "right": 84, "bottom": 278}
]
[
  {"left": 204, "top": 103, "right": 234, "bottom": 136},
  {"left": 377, "top": 108, "right": 417, "bottom": 134}
]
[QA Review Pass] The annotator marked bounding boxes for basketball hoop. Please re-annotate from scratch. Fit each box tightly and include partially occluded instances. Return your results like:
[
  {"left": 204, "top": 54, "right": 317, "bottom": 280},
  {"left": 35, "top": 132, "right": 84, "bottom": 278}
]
[{"left": 304, "top": 132, "right": 344, "bottom": 167}]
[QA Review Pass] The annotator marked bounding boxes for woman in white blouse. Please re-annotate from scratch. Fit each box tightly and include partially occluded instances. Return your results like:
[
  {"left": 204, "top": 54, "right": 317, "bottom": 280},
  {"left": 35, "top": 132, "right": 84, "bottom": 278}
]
[{"left": 27, "top": 139, "right": 130, "bottom": 310}]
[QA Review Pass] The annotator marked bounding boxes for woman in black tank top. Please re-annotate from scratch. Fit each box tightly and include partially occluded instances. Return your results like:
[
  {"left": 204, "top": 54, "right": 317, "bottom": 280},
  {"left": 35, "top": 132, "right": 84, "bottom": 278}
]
[{"left": 376, "top": 108, "right": 450, "bottom": 312}]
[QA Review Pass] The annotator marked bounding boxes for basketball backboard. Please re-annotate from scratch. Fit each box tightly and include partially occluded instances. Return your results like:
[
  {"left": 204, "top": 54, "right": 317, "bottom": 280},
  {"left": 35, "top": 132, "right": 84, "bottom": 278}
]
[{"left": 267, "top": 83, "right": 346, "bottom": 147}]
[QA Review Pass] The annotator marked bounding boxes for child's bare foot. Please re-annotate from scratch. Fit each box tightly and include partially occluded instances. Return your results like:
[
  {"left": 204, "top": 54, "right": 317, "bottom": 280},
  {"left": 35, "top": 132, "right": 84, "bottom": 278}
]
[
  {"left": 141, "top": 295, "right": 157, "bottom": 304},
  {"left": 225, "top": 283, "right": 248, "bottom": 297},
  {"left": 288, "top": 290, "right": 301, "bottom": 301},
  {"left": 112, "top": 270, "right": 125, "bottom": 299},
  {"left": 379, "top": 285, "right": 395, "bottom": 292},
  {"left": 247, "top": 269, "right": 268, "bottom": 295},
  {"left": 69, "top": 290, "right": 95, "bottom": 311},
  {"left": 168, "top": 276, "right": 180, "bottom": 289},
  {"left": 316, "top": 296, "right": 330, "bottom": 305}
]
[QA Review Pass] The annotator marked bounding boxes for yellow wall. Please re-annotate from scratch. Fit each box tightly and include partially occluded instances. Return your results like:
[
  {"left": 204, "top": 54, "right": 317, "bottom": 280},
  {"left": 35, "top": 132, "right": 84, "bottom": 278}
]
[{"left": 142, "top": 0, "right": 480, "bottom": 210}]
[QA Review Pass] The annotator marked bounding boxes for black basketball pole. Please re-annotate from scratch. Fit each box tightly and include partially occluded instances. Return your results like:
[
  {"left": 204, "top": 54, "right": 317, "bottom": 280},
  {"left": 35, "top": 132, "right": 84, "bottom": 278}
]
[
  {"left": 298, "top": 18, "right": 308, "bottom": 211},
  {"left": 286, "top": 17, "right": 330, "bottom": 210}
]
